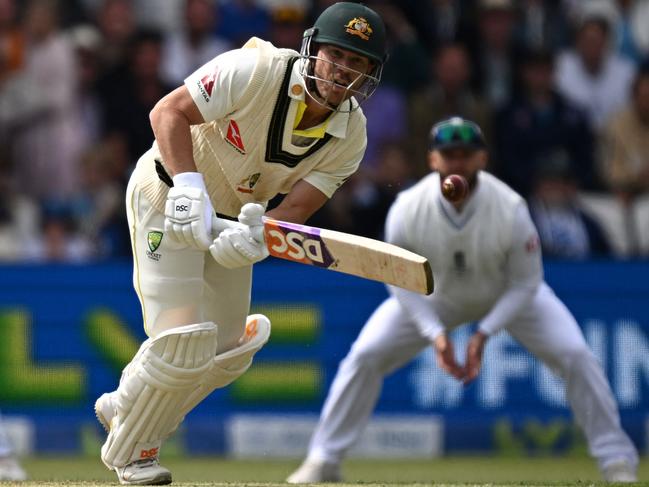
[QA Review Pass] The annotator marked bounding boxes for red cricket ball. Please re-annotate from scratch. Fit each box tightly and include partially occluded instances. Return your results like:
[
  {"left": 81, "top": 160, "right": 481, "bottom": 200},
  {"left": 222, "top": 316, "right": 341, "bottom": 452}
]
[{"left": 441, "top": 174, "right": 469, "bottom": 202}]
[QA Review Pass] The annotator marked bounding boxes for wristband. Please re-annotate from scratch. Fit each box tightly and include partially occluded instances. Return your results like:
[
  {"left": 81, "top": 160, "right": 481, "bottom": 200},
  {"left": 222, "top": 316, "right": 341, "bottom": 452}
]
[{"left": 172, "top": 172, "right": 207, "bottom": 191}]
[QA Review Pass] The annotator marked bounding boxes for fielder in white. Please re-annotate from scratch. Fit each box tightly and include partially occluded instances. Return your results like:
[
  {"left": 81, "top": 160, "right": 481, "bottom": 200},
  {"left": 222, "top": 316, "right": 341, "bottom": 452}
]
[
  {"left": 94, "top": 3, "right": 388, "bottom": 484},
  {"left": 0, "top": 412, "right": 26, "bottom": 481},
  {"left": 288, "top": 117, "right": 639, "bottom": 484}
]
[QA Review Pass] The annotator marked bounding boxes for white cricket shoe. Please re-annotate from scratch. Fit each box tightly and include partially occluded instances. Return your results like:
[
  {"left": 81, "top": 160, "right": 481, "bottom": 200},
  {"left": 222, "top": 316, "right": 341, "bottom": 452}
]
[
  {"left": 0, "top": 455, "right": 27, "bottom": 481},
  {"left": 286, "top": 459, "right": 342, "bottom": 484},
  {"left": 602, "top": 459, "right": 637, "bottom": 483},
  {"left": 95, "top": 392, "right": 116, "bottom": 432},
  {"left": 114, "top": 458, "right": 172, "bottom": 485},
  {"left": 97, "top": 394, "right": 171, "bottom": 485}
]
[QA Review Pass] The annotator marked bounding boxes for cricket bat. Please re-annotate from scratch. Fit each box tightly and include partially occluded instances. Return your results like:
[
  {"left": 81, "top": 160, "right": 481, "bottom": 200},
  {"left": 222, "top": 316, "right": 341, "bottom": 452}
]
[{"left": 214, "top": 216, "right": 433, "bottom": 295}]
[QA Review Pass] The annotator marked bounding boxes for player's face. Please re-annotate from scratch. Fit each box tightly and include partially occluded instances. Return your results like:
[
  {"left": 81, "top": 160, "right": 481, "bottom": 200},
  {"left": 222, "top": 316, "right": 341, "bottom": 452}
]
[
  {"left": 312, "top": 45, "right": 373, "bottom": 108},
  {"left": 429, "top": 148, "right": 487, "bottom": 190}
]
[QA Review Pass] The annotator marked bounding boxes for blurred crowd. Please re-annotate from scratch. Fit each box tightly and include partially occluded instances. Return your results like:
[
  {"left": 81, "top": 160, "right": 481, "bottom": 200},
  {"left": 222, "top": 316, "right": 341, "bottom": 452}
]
[{"left": 0, "top": 0, "right": 648, "bottom": 263}]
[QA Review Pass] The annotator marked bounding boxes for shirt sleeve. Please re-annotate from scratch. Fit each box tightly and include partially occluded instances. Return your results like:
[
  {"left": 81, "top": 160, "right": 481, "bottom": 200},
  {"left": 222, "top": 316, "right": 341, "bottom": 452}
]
[
  {"left": 302, "top": 142, "right": 365, "bottom": 198},
  {"left": 384, "top": 200, "right": 445, "bottom": 341},
  {"left": 184, "top": 47, "right": 257, "bottom": 122},
  {"left": 477, "top": 203, "right": 543, "bottom": 335}
]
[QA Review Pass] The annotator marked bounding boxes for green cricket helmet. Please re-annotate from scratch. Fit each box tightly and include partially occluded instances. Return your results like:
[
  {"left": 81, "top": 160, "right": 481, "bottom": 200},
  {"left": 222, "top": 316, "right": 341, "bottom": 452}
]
[{"left": 300, "top": 2, "right": 387, "bottom": 111}]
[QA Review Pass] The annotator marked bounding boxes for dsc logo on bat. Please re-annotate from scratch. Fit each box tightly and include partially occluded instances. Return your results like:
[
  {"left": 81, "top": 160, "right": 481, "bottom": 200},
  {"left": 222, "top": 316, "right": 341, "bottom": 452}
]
[
  {"left": 267, "top": 229, "right": 324, "bottom": 262},
  {"left": 265, "top": 227, "right": 334, "bottom": 268}
]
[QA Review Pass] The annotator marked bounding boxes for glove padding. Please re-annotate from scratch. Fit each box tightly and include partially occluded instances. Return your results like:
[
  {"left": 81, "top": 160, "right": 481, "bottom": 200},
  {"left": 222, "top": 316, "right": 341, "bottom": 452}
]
[
  {"left": 209, "top": 203, "right": 268, "bottom": 269},
  {"left": 164, "top": 183, "right": 213, "bottom": 251}
]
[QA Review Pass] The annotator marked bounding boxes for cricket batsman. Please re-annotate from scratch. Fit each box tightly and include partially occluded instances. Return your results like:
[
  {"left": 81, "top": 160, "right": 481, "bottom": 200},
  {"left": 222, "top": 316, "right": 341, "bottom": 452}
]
[
  {"left": 94, "top": 3, "right": 387, "bottom": 484},
  {"left": 288, "top": 117, "right": 639, "bottom": 484}
]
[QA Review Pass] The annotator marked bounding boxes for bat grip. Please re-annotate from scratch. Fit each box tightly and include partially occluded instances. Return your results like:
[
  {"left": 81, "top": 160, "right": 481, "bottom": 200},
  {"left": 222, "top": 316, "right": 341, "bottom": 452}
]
[
  {"left": 211, "top": 215, "right": 237, "bottom": 236},
  {"left": 211, "top": 215, "right": 268, "bottom": 241}
]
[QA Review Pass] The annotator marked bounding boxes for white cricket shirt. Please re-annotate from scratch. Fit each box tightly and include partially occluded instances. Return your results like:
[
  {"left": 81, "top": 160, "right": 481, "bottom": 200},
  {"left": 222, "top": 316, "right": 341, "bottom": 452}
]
[{"left": 385, "top": 171, "right": 543, "bottom": 339}]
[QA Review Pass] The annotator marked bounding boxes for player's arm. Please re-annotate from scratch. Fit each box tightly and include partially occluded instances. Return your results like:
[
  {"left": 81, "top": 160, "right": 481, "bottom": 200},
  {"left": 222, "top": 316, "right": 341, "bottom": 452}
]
[
  {"left": 384, "top": 201, "right": 465, "bottom": 381},
  {"left": 266, "top": 180, "right": 329, "bottom": 224},
  {"left": 477, "top": 203, "right": 542, "bottom": 336},
  {"left": 210, "top": 147, "right": 360, "bottom": 268},
  {"left": 152, "top": 48, "right": 255, "bottom": 250},
  {"left": 151, "top": 85, "right": 216, "bottom": 250},
  {"left": 294, "top": 131, "right": 365, "bottom": 223},
  {"left": 211, "top": 181, "right": 334, "bottom": 269},
  {"left": 264, "top": 130, "right": 365, "bottom": 223},
  {"left": 384, "top": 201, "right": 444, "bottom": 339},
  {"left": 462, "top": 203, "right": 543, "bottom": 383},
  {"left": 150, "top": 86, "right": 205, "bottom": 176}
]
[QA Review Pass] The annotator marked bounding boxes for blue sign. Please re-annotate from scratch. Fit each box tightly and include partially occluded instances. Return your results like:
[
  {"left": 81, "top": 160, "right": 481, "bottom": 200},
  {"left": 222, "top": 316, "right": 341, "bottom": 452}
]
[{"left": 0, "top": 260, "right": 646, "bottom": 454}]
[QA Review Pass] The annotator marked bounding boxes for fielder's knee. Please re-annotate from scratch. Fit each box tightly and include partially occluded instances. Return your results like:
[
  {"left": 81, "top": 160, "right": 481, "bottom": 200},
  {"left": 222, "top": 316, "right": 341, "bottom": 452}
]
[{"left": 342, "top": 343, "right": 392, "bottom": 376}]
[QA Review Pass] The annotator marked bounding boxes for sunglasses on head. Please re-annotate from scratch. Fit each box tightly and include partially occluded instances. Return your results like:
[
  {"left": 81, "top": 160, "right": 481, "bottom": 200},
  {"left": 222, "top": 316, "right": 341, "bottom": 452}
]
[{"left": 430, "top": 119, "right": 485, "bottom": 149}]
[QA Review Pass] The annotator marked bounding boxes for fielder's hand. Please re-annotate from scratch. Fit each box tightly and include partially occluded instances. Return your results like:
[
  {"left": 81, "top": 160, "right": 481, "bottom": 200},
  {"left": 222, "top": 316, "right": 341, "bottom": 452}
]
[
  {"left": 164, "top": 172, "right": 213, "bottom": 250},
  {"left": 462, "top": 331, "right": 488, "bottom": 385},
  {"left": 433, "top": 334, "right": 466, "bottom": 381},
  {"left": 209, "top": 203, "right": 269, "bottom": 269}
]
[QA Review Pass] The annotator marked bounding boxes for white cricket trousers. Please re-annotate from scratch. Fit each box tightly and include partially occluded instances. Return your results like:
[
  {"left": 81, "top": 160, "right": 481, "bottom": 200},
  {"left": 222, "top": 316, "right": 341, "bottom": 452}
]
[
  {"left": 306, "top": 283, "right": 638, "bottom": 470},
  {"left": 126, "top": 175, "right": 252, "bottom": 352}
]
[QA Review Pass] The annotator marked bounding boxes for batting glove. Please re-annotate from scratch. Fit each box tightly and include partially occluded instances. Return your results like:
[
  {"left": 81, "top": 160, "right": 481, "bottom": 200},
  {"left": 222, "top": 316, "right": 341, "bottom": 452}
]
[
  {"left": 209, "top": 203, "right": 268, "bottom": 269},
  {"left": 164, "top": 172, "right": 213, "bottom": 250}
]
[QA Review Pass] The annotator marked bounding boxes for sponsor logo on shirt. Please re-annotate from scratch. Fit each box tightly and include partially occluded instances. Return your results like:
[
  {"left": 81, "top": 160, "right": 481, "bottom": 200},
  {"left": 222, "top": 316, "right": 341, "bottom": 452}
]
[
  {"left": 197, "top": 69, "right": 217, "bottom": 102},
  {"left": 236, "top": 172, "right": 260, "bottom": 194},
  {"left": 226, "top": 119, "right": 246, "bottom": 154}
]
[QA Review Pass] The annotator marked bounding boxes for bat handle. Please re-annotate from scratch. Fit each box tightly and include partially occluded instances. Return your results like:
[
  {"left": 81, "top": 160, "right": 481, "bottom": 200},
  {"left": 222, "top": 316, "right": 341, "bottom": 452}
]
[
  {"left": 211, "top": 215, "right": 238, "bottom": 237},
  {"left": 211, "top": 215, "right": 268, "bottom": 240}
]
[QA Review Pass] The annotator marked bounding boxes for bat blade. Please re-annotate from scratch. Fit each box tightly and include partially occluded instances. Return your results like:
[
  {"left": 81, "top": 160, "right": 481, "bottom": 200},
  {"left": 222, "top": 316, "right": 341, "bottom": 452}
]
[{"left": 262, "top": 218, "right": 433, "bottom": 295}]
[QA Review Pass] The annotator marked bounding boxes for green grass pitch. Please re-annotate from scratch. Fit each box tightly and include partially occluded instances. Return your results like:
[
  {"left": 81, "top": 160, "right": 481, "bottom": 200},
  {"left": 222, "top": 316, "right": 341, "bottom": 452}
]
[{"left": 12, "top": 456, "right": 649, "bottom": 486}]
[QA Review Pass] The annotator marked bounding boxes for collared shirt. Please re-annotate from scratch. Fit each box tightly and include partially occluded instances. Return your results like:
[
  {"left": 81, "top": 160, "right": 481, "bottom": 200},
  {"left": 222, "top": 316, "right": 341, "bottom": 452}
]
[
  {"left": 385, "top": 171, "right": 543, "bottom": 340},
  {"left": 185, "top": 43, "right": 354, "bottom": 141},
  {"left": 286, "top": 59, "right": 353, "bottom": 141},
  {"left": 164, "top": 37, "right": 367, "bottom": 208}
]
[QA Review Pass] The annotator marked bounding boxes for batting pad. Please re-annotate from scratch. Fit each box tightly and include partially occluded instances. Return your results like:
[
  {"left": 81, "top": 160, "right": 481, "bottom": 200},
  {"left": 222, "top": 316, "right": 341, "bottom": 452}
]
[
  {"left": 101, "top": 322, "right": 218, "bottom": 468},
  {"left": 178, "top": 314, "right": 271, "bottom": 421}
]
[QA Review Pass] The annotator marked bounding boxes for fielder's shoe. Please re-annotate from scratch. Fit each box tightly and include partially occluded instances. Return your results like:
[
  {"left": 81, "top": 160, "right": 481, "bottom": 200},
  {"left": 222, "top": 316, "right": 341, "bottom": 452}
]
[
  {"left": 602, "top": 459, "right": 637, "bottom": 483},
  {"left": 286, "top": 459, "right": 342, "bottom": 483},
  {"left": 95, "top": 392, "right": 116, "bottom": 432},
  {"left": 114, "top": 458, "right": 172, "bottom": 485},
  {"left": 0, "top": 455, "right": 27, "bottom": 481}
]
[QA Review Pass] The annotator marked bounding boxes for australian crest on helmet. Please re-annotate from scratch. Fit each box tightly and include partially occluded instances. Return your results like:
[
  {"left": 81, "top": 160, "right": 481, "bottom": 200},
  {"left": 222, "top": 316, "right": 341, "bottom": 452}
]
[{"left": 345, "top": 17, "right": 373, "bottom": 41}]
